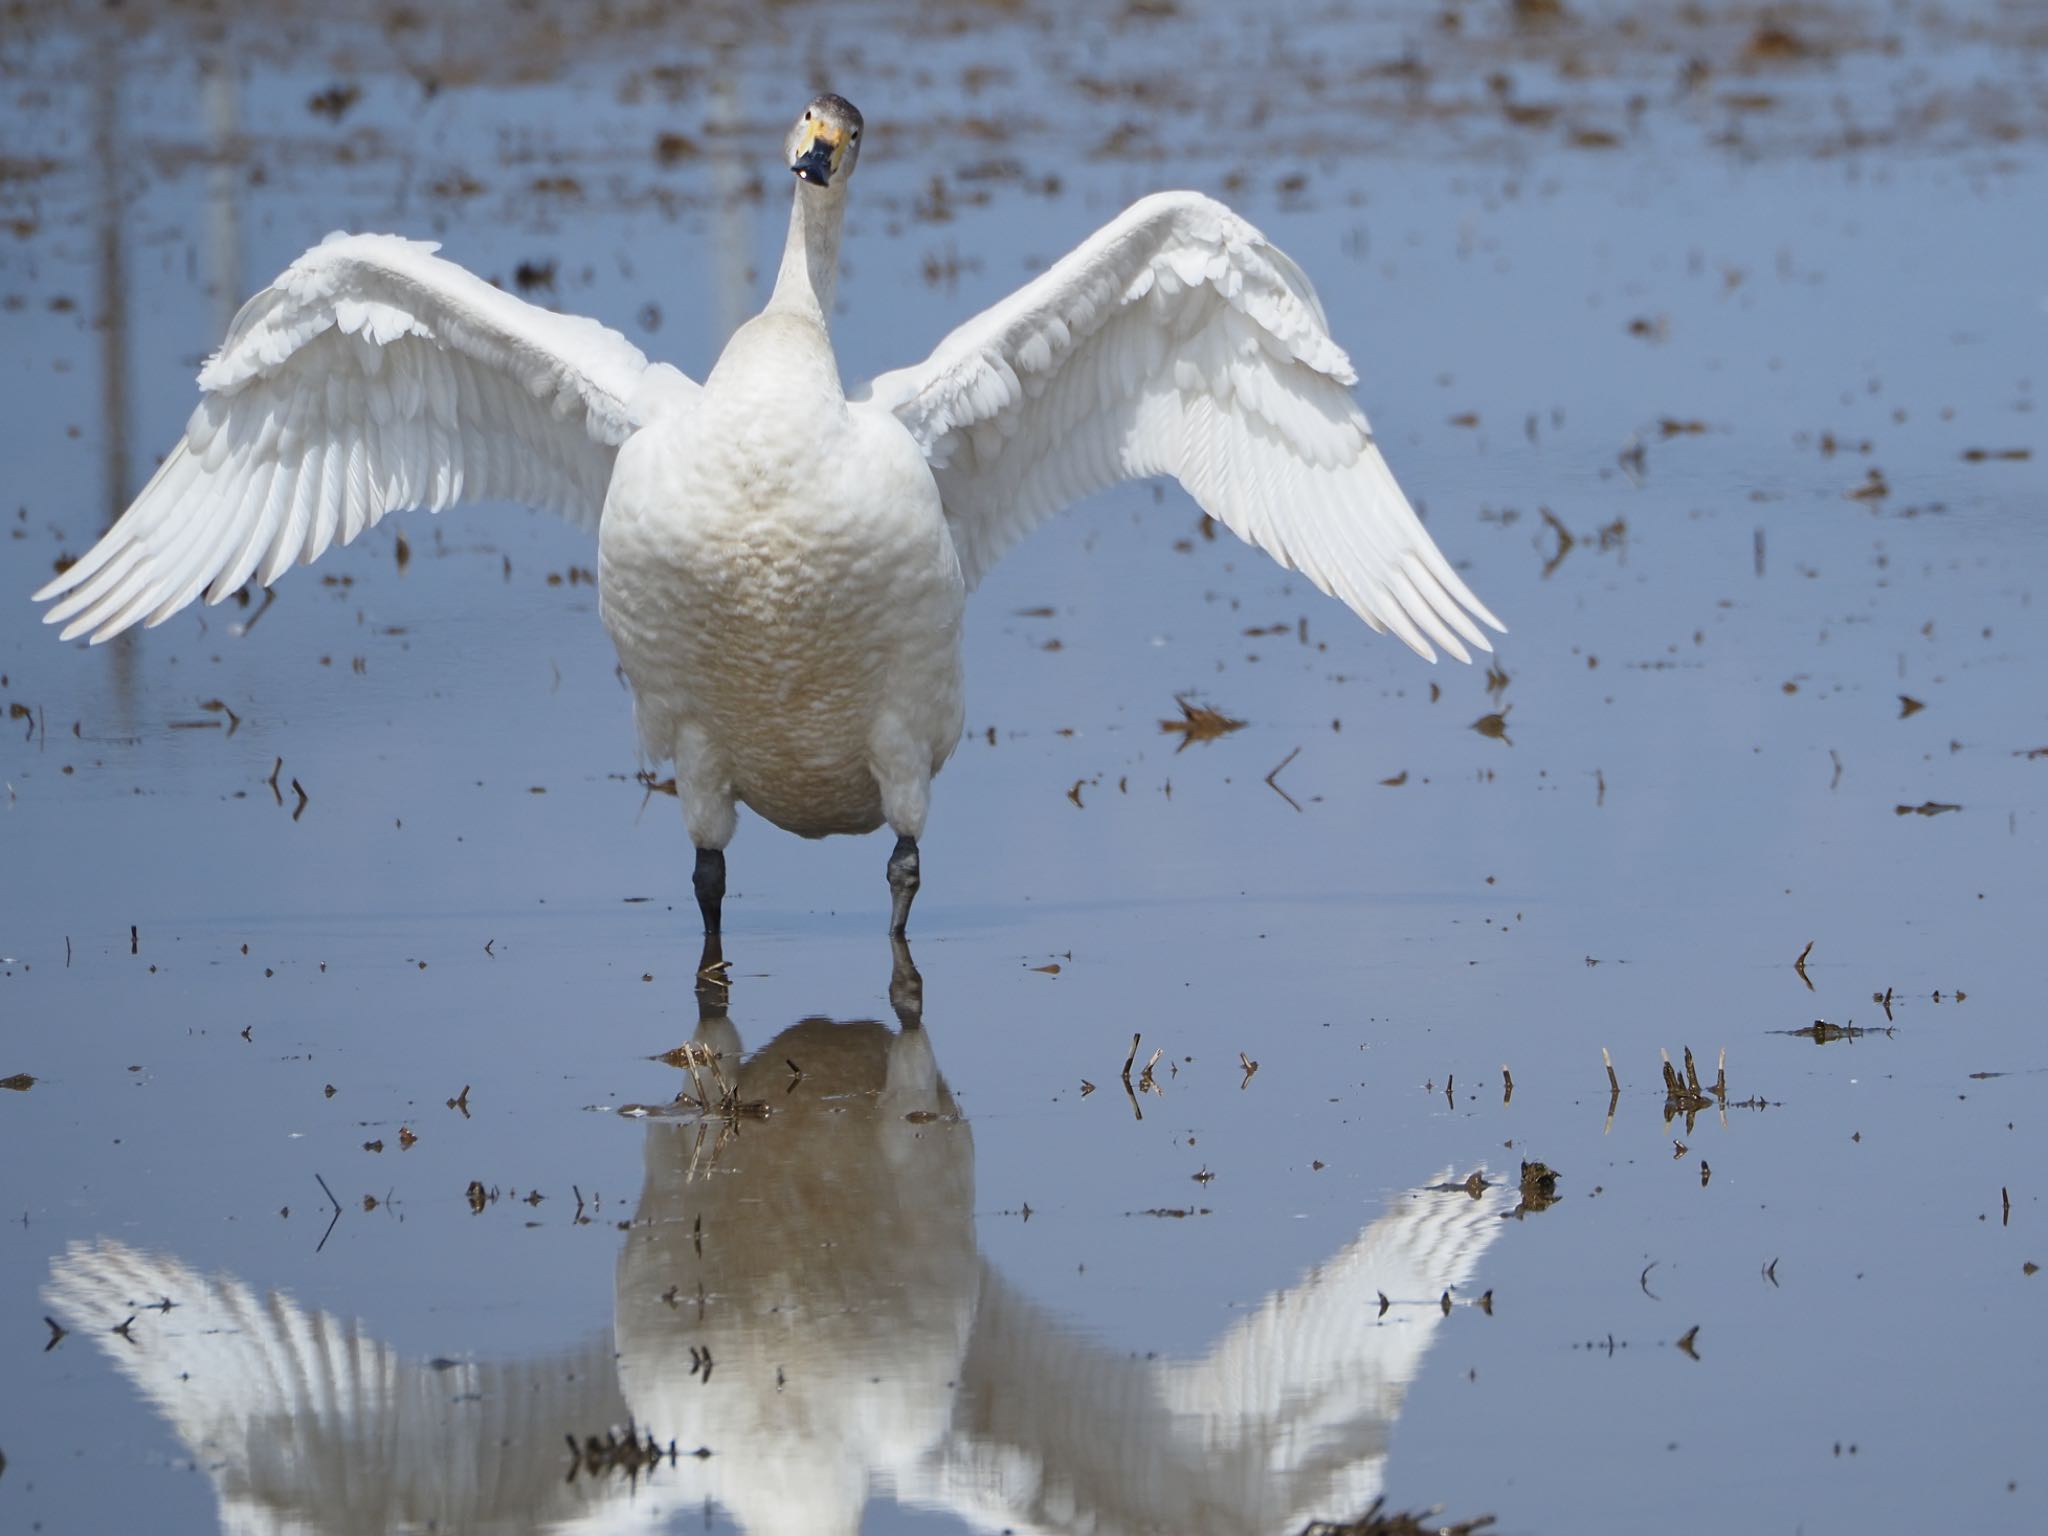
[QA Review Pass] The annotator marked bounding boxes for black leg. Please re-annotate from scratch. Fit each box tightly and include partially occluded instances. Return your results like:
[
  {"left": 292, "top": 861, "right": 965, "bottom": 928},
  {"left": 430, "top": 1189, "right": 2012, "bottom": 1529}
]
[
  {"left": 693, "top": 846, "right": 726, "bottom": 936},
  {"left": 886, "top": 834, "right": 920, "bottom": 938}
]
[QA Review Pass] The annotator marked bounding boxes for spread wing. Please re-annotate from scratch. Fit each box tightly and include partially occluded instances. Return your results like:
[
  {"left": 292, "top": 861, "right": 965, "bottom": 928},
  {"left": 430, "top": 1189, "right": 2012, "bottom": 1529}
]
[
  {"left": 44, "top": 1239, "right": 646, "bottom": 1536},
  {"left": 856, "top": 191, "right": 1502, "bottom": 662},
  {"left": 34, "top": 231, "right": 695, "bottom": 644},
  {"left": 923, "top": 1170, "right": 1510, "bottom": 1534}
]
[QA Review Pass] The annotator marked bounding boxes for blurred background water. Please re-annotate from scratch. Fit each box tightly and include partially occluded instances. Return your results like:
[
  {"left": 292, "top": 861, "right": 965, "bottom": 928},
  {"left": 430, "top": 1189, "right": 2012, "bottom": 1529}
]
[{"left": 2, "top": 2, "right": 2045, "bottom": 1532}]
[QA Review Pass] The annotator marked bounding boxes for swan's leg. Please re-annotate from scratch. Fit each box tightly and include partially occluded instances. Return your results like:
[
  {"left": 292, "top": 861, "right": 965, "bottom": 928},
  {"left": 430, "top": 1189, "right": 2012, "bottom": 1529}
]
[
  {"left": 871, "top": 716, "right": 934, "bottom": 937},
  {"left": 676, "top": 723, "right": 737, "bottom": 936},
  {"left": 693, "top": 849, "right": 726, "bottom": 936},
  {"left": 886, "top": 837, "right": 920, "bottom": 938}
]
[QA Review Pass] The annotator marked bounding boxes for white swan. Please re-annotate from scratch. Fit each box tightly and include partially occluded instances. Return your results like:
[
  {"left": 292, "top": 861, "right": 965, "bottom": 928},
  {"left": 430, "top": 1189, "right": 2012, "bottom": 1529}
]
[{"left": 33, "top": 93, "right": 1504, "bottom": 935}]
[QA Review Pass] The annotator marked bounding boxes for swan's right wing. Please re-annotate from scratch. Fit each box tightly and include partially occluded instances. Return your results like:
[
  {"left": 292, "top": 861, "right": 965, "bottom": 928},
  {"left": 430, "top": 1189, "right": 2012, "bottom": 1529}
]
[{"left": 34, "top": 232, "right": 695, "bottom": 644}]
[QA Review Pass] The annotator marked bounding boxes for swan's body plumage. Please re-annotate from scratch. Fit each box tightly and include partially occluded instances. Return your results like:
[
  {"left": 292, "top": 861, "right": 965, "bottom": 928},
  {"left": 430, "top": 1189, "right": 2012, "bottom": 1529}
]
[
  {"left": 601, "top": 308, "right": 965, "bottom": 846},
  {"left": 33, "top": 94, "right": 1502, "bottom": 931}
]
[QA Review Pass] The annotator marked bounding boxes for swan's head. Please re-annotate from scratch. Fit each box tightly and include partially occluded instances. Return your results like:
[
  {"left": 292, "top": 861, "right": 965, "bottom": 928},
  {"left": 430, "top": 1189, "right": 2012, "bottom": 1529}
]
[{"left": 786, "top": 94, "right": 863, "bottom": 189}]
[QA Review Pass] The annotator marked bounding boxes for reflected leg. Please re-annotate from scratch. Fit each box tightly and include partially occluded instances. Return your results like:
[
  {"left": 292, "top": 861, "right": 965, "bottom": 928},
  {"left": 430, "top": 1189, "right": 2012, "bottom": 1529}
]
[
  {"left": 888, "top": 932, "right": 923, "bottom": 1028},
  {"left": 694, "top": 932, "right": 729, "bottom": 1016},
  {"left": 691, "top": 932, "right": 741, "bottom": 1066},
  {"left": 886, "top": 835, "right": 919, "bottom": 939}
]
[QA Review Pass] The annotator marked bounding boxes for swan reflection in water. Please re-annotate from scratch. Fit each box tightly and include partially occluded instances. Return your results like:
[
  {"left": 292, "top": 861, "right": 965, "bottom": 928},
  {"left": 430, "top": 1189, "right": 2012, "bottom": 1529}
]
[{"left": 46, "top": 944, "right": 1507, "bottom": 1535}]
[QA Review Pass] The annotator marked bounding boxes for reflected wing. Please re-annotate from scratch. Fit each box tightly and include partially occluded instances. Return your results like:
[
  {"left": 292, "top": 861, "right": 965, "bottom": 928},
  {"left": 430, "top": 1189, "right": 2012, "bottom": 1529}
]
[
  {"left": 34, "top": 232, "right": 695, "bottom": 643},
  {"left": 921, "top": 1172, "right": 1508, "bottom": 1534},
  {"left": 45, "top": 1238, "right": 652, "bottom": 1536},
  {"left": 1153, "top": 1172, "right": 1507, "bottom": 1525},
  {"left": 857, "top": 192, "right": 1502, "bottom": 662}
]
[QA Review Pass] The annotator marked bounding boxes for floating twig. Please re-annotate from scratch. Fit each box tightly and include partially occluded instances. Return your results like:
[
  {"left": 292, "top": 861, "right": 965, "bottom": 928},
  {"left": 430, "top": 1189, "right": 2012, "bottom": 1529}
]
[
  {"left": 314, "top": 1172, "right": 343, "bottom": 1253},
  {"left": 1264, "top": 745, "right": 1303, "bottom": 812},
  {"left": 1602, "top": 1047, "right": 1620, "bottom": 1134}
]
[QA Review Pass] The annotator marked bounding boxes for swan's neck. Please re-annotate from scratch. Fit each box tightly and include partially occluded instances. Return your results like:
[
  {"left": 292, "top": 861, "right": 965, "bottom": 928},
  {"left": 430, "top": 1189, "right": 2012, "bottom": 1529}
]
[{"left": 766, "top": 182, "right": 846, "bottom": 322}]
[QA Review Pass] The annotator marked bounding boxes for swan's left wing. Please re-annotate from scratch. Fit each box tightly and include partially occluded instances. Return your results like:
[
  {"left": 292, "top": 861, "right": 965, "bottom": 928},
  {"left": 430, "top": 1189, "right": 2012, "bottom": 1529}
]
[{"left": 856, "top": 192, "right": 1502, "bottom": 662}]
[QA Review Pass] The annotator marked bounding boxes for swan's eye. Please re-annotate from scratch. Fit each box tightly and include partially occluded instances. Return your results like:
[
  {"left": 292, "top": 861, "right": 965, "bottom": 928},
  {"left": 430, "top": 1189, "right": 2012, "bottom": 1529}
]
[
  {"left": 804, "top": 109, "right": 813, "bottom": 120},
  {"left": 850, "top": 129, "right": 859, "bottom": 141}
]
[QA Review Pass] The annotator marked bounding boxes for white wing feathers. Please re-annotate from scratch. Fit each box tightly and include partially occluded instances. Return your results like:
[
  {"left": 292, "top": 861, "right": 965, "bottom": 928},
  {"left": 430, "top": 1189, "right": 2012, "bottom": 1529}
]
[
  {"left": 858, "top": 191, "right": 1503, "bottom": 663},
  {"left": 35, "top": 232, "right": 686, "bottom": 644},
  {"left": 45, "top": 1239, "right": 641, "bottom": 1536}
]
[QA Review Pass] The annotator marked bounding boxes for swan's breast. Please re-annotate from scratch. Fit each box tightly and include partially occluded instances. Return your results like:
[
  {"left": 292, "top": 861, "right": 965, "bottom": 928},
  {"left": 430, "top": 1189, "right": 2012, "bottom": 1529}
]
[{"left": 598, "top": 382, "right": 965, "bottom": 836}]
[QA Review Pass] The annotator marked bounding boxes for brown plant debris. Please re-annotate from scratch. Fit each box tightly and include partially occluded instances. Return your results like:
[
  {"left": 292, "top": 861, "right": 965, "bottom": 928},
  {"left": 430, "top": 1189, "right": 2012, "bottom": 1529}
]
[
  {"left": 1661, "top": 1046, "right": 1730, "bottom": 1131},
  {"left": 565, "top": 1421, "right": 685, "bottom": 1482},
  {"left": 0, "top": 1073, "right": 34, "bottom": 1091},
  {"left": 1788, "top": 1019, "right": 1887, "bottom": 1044},
  {"left": 1471, "top": 707, "right": 1512, "bottom": 744},
  {"left": 1743, "top": 23, "right": 1813, "bottom": 63},
  {"left": 1160, "top": 697, "right": 1246, "bottom": 749},
  {"left": 1301, "top": 1498, "right": 1496, "bottom": 1535},
  {"left": 1513, "top": 1160, "right": 1561, "bottom": 1216},
  {"left": 653, "top": 131, "right": 699, "bottom": 166},
  {"left": 1895, "top": 801, "right": 1961, "bottom": 817},
  {"left": 307, "top": 83, "right": 361, "bottom": 120}
]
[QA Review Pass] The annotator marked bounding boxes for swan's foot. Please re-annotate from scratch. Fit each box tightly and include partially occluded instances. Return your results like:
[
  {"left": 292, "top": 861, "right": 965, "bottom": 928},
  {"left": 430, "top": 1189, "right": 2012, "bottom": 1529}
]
[
  {"left": 886, "top": 834, "right": 920, "bottom": 937},
  {"left": 888, "top": 933, "right": 923, "bottom": 1028},
  {"left": 693, "top": 846, "right": 726, "bottom": 936}
]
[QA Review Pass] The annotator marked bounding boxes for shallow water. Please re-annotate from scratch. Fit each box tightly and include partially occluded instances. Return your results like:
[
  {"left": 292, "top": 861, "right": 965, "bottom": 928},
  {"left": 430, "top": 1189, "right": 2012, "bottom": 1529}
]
[{"left": 2, "top": 2, "right": 2045, "bottom": 1532}]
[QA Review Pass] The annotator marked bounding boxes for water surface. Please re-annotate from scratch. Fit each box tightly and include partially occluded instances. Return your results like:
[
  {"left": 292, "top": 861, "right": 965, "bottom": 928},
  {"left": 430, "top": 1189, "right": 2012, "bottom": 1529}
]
[{"left": 2, "top": 2, "right": 2044, "bottom": 1532}]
